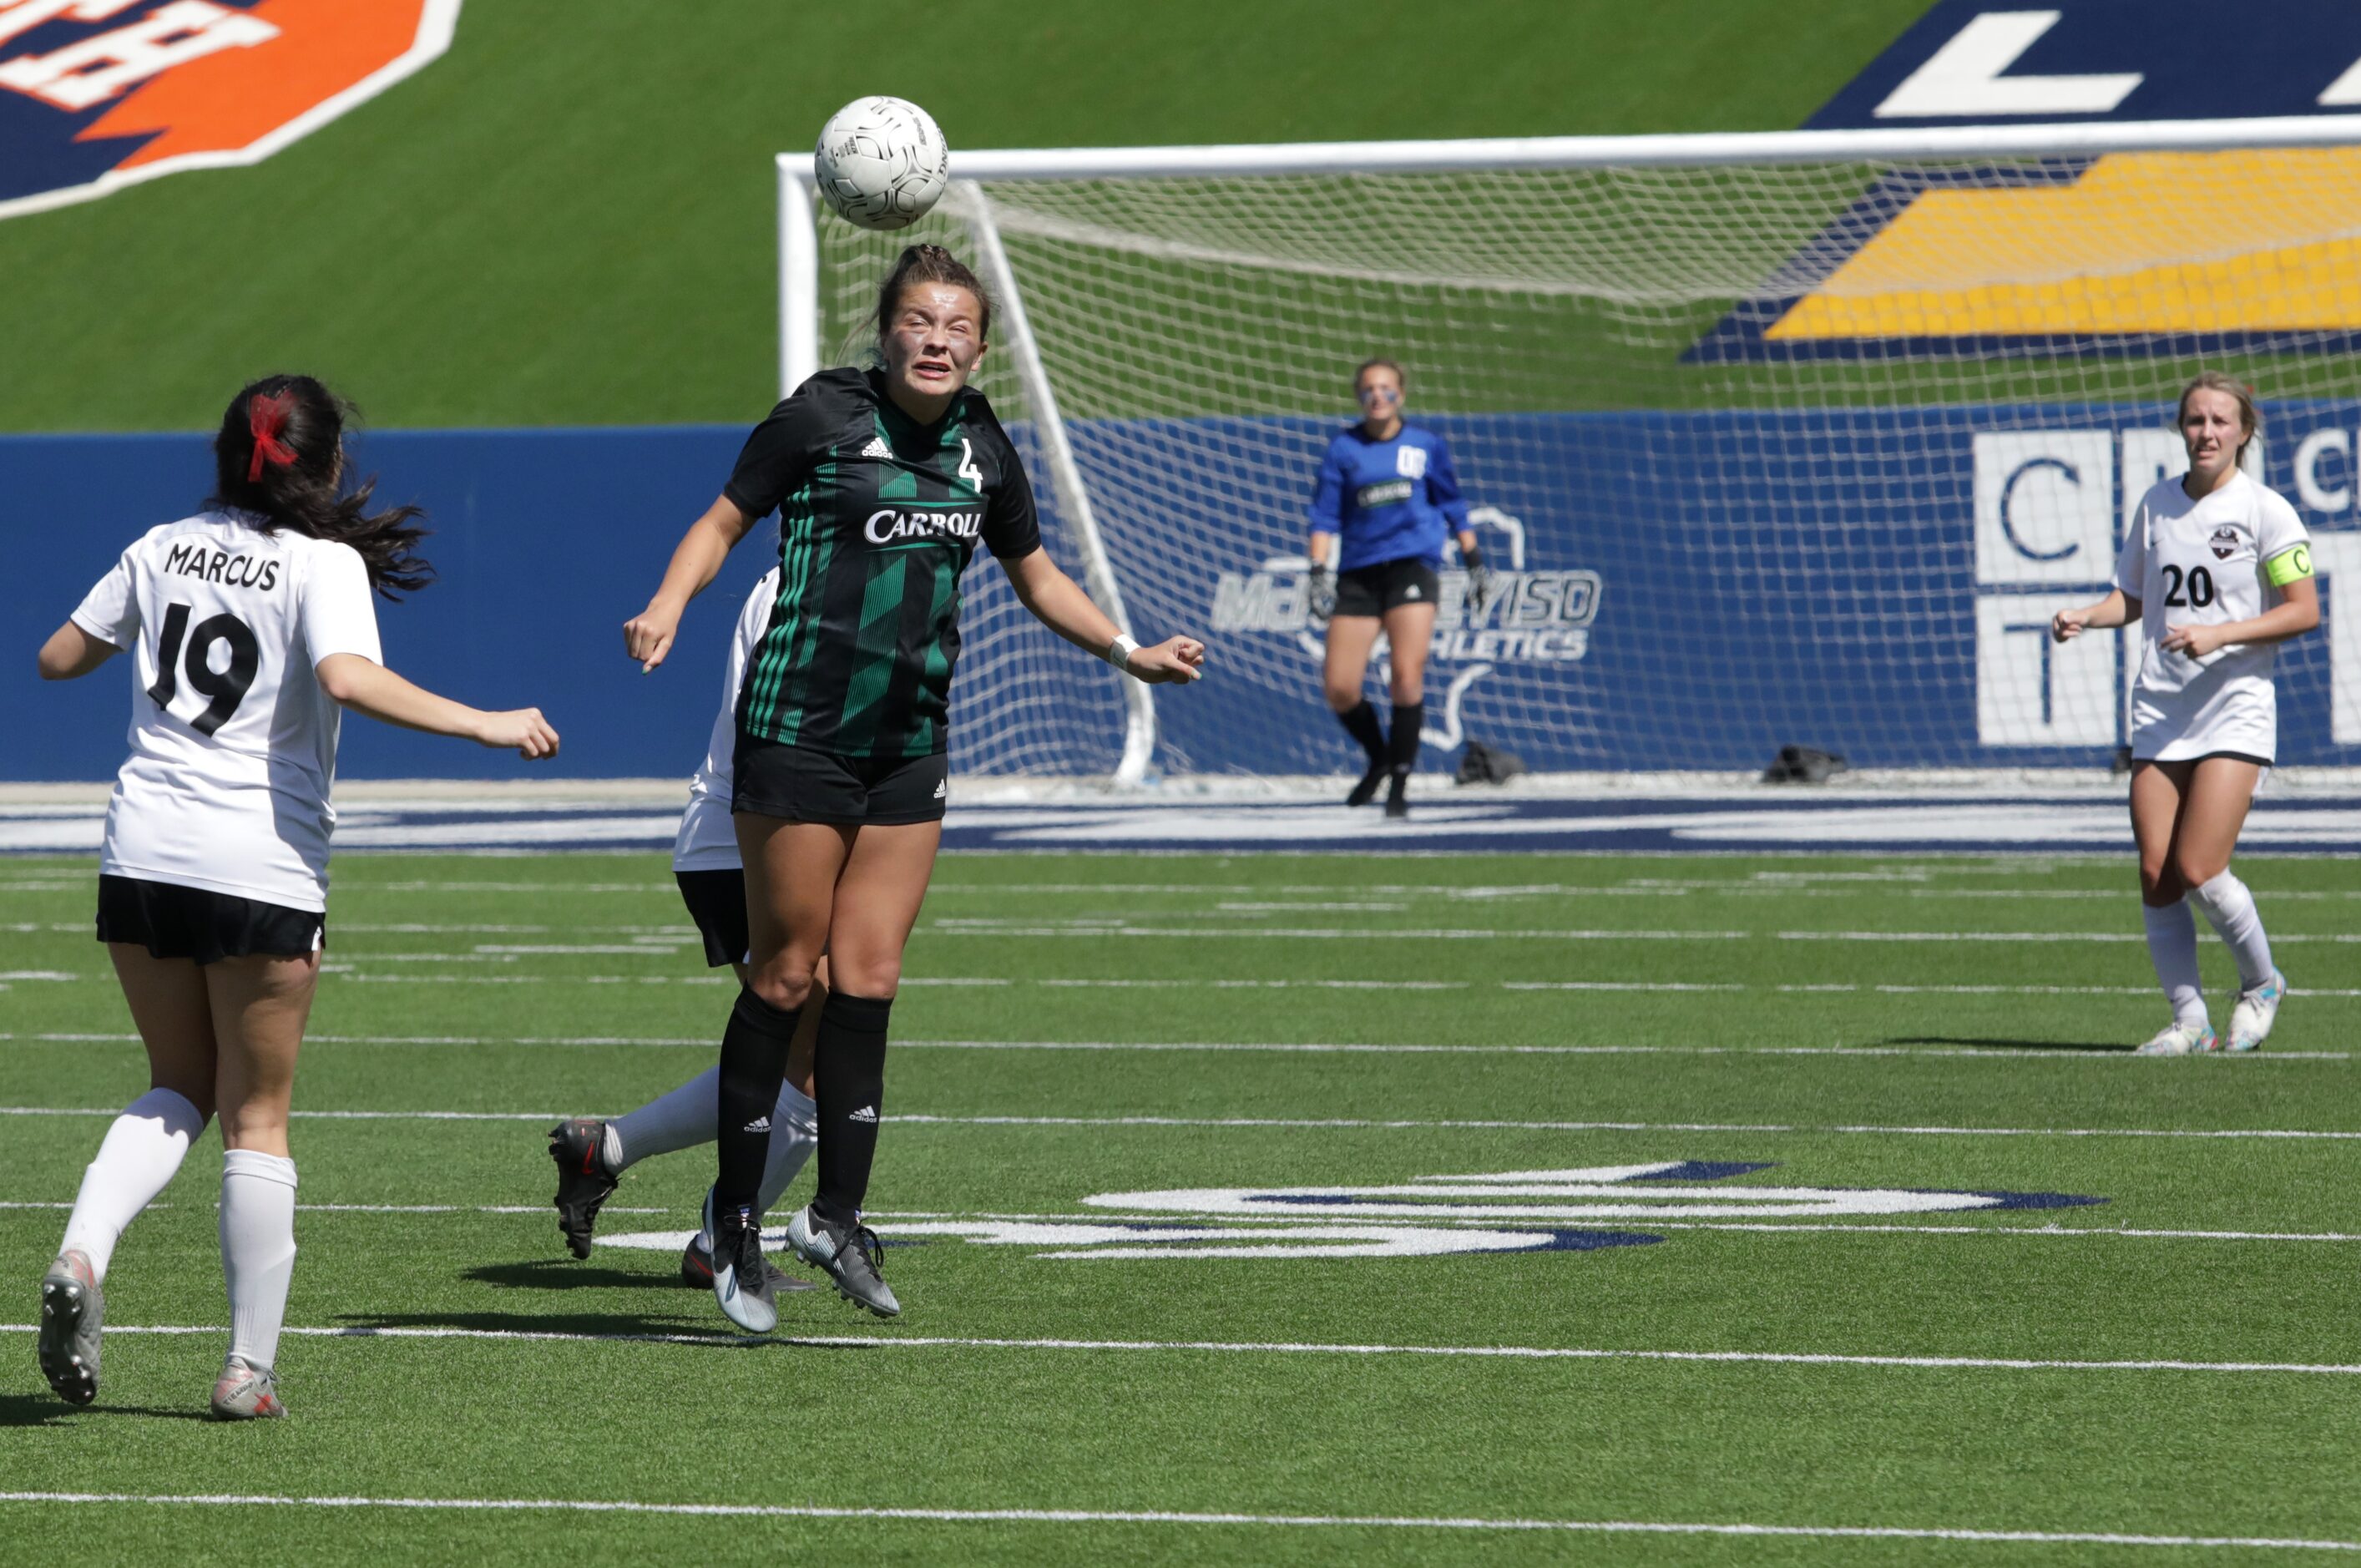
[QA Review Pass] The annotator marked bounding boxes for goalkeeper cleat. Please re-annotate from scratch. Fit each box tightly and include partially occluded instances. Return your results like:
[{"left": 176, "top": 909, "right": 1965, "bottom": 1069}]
[
  {"left": 36, "top": 1249, "right": 102, "bottom": 1407},
  {"left": 1383, "top": 772, "right": 1410, "bottom": 819},
  {"left": 2135, "top": 1020, "right": 2219, "bottom": 1056},
  {"left": 2227, "top": 969, "right": 2287, "bottom": 1053},
  {"left": 705, "top": 1190, "right": 776, "bottom": 1334},
  {"left": 786, "top": 1205, "right": 899, "bottom": 1318},
  {"left": 548, "top": 1117, "right": 618, "bottom": 1259},
  {"left": 1345, "top": 763, "right": 1387, "bottom": 807},
  {"left": 208, "top": 1355, "right": 286, "bottom": 1420}
]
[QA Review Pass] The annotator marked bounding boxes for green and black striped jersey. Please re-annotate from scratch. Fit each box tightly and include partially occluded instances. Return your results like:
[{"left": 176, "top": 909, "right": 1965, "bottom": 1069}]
[{"left": 721, "top": 367, "right": 1042, "bottom": 758}]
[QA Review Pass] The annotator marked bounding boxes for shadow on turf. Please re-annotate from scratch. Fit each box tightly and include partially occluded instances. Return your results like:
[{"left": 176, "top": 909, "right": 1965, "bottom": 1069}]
[
  {"left": 1883, "top": 1035, "right": 2132, "bottom": 1054},
  {"left": 0, "top": 1392, "right": 210, "bottom": 1426},
  {"left": 331, "top": 1309, "right": 833, "bottom": 1345},
  {"left": 465, "top": 1257, "right": 680, "bottom": 1292}
]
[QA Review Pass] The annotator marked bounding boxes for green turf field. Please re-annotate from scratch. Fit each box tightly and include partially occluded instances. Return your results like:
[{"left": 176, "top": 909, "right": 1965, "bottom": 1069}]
[
  {"left": 0, "top": 0, "right": 1933, "bottom": 433},
  {"left": 5, "top": 849, "right": 2360, "bottom": 1560}
]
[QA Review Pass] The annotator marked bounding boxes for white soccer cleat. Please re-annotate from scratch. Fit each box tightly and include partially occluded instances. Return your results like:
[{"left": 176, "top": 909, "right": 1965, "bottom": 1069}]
[
  {"left": 2135, "top": 1020, "right": 2219, "bottom": 1056},
  {"left": 2227, "top": 969, "right": 2287, "bottom": 1053}
]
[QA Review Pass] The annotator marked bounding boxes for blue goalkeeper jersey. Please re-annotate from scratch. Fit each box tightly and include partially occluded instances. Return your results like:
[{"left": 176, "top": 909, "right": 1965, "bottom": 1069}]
[{"left": 1307, "top": 422, "right": 1471, "bottom": 572}]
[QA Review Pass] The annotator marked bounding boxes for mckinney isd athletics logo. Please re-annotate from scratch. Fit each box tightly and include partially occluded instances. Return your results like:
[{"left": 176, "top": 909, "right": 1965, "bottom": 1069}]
[
  {"left": 1211, "top": 506, "right": 1602, "bottom": 751},
  {"left": 605, "top": 1161, "right": 2104, "bottom": 1263},
  {"left": 0, "top": 0, "right": 460, "bottom": 221}
]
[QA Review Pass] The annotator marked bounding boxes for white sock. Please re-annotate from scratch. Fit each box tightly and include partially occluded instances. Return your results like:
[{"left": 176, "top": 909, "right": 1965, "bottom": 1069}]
[
  {"left": 756, "top": 1084, "right": 818, "bottom": 1213},
  {"left": 2187, "top": 870, "right": 2275, "bottom": 992},
  {"left": 2142, "top": 899, "right": 2208, "bottom": 1028},
  {"left": 59, "top": 1088, "right": 205, "bottom": 1283},
  {"left": 220, "top": 1150, "right": 298, "bottom": 1372},
  {"left": 608, "top": 1069, "right": 719, "bottom": 1171}
]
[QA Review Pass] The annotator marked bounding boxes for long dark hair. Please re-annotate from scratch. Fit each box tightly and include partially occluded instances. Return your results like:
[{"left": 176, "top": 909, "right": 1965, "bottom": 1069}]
[
  {"left": 207, "top": 374, "right": 432, "bottom": 599},
  {"left": 874, "top": 244, "right": 993, "bottom": 345}
]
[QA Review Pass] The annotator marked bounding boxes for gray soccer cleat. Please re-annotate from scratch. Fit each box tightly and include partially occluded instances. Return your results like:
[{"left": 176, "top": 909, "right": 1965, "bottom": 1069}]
[
  {"left": 785, "top": 1205, "right": 899, "bottom": 1318},
  {"left": 680, "top": 1233, "right": 812, "bottom": 1292},
  {"left": 37, "top": 1249, "right": 102, "bottom": 1406},
  {"left": 209, "top": 1354, "right": 286, "bottom": 1420},
  {"left": 705, "top": 1189, "right": 777, "bottom": 1334}
]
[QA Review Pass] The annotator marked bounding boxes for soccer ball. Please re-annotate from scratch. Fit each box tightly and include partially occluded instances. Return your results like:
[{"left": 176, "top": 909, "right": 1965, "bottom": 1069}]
[{"left": 813, "top": 97, "right": 948, "bottom": 231}]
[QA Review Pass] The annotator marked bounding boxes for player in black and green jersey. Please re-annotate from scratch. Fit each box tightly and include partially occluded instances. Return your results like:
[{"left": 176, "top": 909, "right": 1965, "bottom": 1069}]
[{"left": 625, "top": 245, "right": 1206, "bottom": 1329}]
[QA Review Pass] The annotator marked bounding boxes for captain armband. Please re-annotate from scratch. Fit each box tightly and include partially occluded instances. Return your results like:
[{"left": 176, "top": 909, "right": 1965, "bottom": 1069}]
[{"left": 2265, "top": 544, "right": 2316, "bottom": 588}]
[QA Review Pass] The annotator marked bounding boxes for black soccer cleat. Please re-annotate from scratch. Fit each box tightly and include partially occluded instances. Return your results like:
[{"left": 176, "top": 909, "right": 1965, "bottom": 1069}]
[
  {"left": 1383, "top": 771, "right": 1410, "bottom": 818},
  {"left": 1345, "top": 762, "right": 1388, "bottom": 807},
  {"left": 548, "top": 1117, "right": 619, "bottom": 1260}
]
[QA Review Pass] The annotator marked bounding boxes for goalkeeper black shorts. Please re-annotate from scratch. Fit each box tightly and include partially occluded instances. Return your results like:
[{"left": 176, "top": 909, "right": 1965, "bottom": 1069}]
[{"left": 1334, "top": 557, "right": 1441, "bottom": 617}]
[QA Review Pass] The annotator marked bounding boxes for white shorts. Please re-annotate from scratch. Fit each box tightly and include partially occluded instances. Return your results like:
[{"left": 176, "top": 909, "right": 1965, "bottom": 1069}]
[{"left": 2129, "top": 674, "right": 2278, "bottom": 766}]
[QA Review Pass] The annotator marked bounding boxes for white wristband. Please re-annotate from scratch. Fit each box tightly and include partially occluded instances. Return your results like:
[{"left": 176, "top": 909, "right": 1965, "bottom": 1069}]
[{"left": 1105, "top": 633, "right": 1140, "bottom": 674}]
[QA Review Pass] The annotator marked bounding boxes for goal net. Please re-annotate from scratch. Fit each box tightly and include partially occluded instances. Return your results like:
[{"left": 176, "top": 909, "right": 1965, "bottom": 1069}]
[{"left": 789, "top": 124, "right": 2361, "bottom": 780}]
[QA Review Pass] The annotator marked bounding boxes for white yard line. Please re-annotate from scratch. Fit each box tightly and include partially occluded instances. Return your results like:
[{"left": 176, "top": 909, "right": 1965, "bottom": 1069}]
[
  {"left": 5, "top": 1323, "right": 2361, "bottom": 1381},
  {"left": 0, "top": 1490, "right": 2347, "bottom": 1551},
  {"left": 3, "top": 1031, "right": 2343, "bottom": 1060},
  {"left": 0, "top": 1201, "right": 665, "bottom": 1214},
  {"left": 3, "top": 1105, "right": 2358, "bottom": 1138},
  {"left": 1781, "top": 930, "right": 2361, "bottom": 944}
]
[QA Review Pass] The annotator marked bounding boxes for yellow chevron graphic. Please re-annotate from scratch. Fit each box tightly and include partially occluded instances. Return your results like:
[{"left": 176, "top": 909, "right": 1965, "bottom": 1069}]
[{"left": 1767, "top": 149, "right": 2361, "bottom": 340}]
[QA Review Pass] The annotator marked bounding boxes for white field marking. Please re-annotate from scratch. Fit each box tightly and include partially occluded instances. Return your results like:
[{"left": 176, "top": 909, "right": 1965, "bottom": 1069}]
[
  {"left": 928, "top": 921, "right": 1748, "bottom": 940},
  {"left": 473, "top": 943, "right": 686, "bottom": 955},
  {"left": 1780, "top": 929, "right": 2361, "bottom": 944},
  {"left": 1039, "top": 978, "right": 1471, "bottom": 989},
  {"left": 10, "top": 1030, "right": 2327, "bottom": 1062},
  {"left": 331, "top": 974, "right": 734, "bottom": 986},
  {"left": 8, "top": 1105, "right": 2356, "bottom": 1139},
  {"left": 1216, "top": 900, "right": 1411, "bottom": 912},
  {"left": 11, "top": 1324, "right": 2361, "bottom": 1384},
  {"left": 0, "top": 1493, "right": 2354, "bottom": 1554},
  {"left": 0, "top": 971, "right": 75, "bottom": 981},
  {"left": 0, "top": 1201, "right": 666, "bottom": 1215}
]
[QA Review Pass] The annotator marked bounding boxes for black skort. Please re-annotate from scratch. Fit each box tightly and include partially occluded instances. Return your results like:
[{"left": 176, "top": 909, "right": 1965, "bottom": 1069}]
[
  {"left": 732, "top": 736, "right": 948, "bottom": 826},
  {"left": 96, "top": 874, "right": 323, "bottom": 965},
  {"left": 674, "top": 868, "right": 751, "bottom": 969},
  {"left": 1334, "top": 556, "right": 1441, "bottom": 618}
]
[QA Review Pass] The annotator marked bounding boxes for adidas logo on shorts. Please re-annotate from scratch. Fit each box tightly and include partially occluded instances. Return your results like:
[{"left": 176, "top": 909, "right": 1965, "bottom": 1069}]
[
  {"left": 861, "top": 436, "right": 893, "bottom": 459},
  {"left": 932, "top": 778, "right": 947, "bottom": 800},
  {"left": 849, "top": 1105, "right": 878, "bottom": 1124},
  {"left": 1404, "top": 584, "right": 1422, "bottom": 599}
]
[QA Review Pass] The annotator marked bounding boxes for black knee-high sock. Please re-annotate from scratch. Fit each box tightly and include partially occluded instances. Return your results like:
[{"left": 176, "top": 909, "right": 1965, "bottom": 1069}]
[
  {"left": 812, "top": 990, "right": 892, "bottom": 1228},
  {"left": 715, "top": 988, "right": 800, "bottom": 1214},
  {"left": 1337, "top": 701, "right": 1387, "bottom": 766},
  {"left": 1388, "top": 702, "right": 1424, "bottom": 776}
]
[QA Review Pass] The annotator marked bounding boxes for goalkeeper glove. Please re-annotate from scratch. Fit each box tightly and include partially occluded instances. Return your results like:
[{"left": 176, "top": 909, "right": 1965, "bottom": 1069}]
[
  {"left": 1306, "top": 564, "right": 1337, "bottom": 629},
  {"left": 1461, "top": 544, "right": 1499, "bottom": 614}
]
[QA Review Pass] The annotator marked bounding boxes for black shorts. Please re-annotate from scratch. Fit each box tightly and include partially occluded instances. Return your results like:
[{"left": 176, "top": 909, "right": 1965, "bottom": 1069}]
[
  {"left": 1334, "top": 557, "right": 1441, "bottom": 617},
  {"left": 674, "top": 869, "right": 751, "bottom": 969},
  {"left": 96, "top": 875, "right": 323, "bottom": 965},
  {"left": 733, "top": 737, "right": 948, "bottom": 826}
]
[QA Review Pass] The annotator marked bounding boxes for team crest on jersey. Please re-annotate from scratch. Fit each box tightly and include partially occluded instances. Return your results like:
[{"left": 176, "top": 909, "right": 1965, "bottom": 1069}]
[
  {"left": 2210, "top": 526, "right": 2242, "bottom": 560},
  {"left": 0, "top": 0, "right": 460, "bottom": 222}
]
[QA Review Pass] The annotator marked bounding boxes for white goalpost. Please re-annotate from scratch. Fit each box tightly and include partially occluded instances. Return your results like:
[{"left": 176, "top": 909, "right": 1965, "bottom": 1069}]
[{"left": 778, "top": 117, "right": 2361, "bottom": 782}]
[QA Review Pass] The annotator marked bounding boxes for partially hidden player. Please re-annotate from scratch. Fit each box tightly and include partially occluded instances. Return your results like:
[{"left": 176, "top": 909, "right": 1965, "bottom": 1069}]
[
  {"left": 1302, "top": 357, "right": 1494, "bottom": 817},
  {"left": 33, "top": 377, "right": 558, "bottom": 1416},
  {"left": 549, "top": 566, "right": 822, "bottom": 1294},
  {"left": 2052, "top": 372, "right": 2319, "bottom": 1055},
  {"left": 623, "top": 244, "right": 1207, "bottom": 1328}
]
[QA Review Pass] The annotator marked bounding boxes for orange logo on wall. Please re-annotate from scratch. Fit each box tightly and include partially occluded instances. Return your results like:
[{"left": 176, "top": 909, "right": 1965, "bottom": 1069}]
[{"left": 0, "top": 0, "right": 460, "bottom": 221}]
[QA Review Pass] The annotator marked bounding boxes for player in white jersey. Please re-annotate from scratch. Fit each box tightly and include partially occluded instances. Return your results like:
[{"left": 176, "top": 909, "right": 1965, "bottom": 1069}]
[
  {"left": 546, "top": 567, "right": 829, "bottom": 1290},
  {"left": 33, "top": 375, "right": 559, "bottom": 1418},
  {"left": 2052, "top": 373, "right": 2320, "bottom": 1055}
]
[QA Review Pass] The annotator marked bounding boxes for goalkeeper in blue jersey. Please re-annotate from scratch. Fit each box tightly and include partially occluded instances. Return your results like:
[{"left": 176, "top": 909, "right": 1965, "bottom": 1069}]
[{"left": 1304, "top": 357, "right": 1492, "bottom": 817}]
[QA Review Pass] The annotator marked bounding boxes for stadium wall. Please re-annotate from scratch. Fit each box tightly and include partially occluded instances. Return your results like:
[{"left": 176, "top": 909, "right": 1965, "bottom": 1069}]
[{"left": 6, "top": 409, "right": 2357, "bottom": 781}]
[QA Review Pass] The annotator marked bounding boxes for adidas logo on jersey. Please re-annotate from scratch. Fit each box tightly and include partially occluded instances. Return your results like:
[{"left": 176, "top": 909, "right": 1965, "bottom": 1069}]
[
  {"left": 849, "top": 1105, "right": 878, "bottom": 1124},
  {"left": 742, "top": 1115, "right": 771, "bottom": 1133},
  {"left": 861, "top": 436, "right": 894, "bottom": 459}
]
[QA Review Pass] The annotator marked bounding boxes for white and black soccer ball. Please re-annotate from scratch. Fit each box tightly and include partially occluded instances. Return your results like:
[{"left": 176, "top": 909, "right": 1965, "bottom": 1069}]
[{"left": 813, "top": 97, "right": 948, "bottom": 231}]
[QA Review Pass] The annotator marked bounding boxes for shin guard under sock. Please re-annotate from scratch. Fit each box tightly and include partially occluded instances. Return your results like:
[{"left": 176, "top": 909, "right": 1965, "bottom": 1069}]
[
  {"left": 220, "top": 1150, "right": 297, "bottom": 1371},
  {"left": 2188, "top": 870, "right": 2276, "bottom": 992},
  {"left": 61, "top": 1087, "right": 205, "bottom": 1283},
  {"left": 715, "top": 988, "right": 800, "bottom": 1213},
  {"left": 811, "top": 990, "right": 892, "bottom": 1227},
  {"left": 1337, "top": 701, "right": 1387, "bottom": 766},
  {"left": 2142, "top": 899, "right": 2208, "bottom": 1028},
  {"left": 1388, "top": 702, "right": 1424, "bottom": 777}
]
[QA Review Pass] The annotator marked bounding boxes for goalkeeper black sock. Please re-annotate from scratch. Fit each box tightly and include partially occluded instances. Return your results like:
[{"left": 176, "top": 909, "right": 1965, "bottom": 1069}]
[
  {"left": 1388, "top": 701, "right": 1424, "bottom": 776},
  {"left": 715, "top": 987, "right": 800, "bottom": 1213},
  {"left": 811, "top": 990, "right": 892, "bottom": 1228},
  {"left": 1337, "top": 701, "right": 1387, "bottom": 765}
]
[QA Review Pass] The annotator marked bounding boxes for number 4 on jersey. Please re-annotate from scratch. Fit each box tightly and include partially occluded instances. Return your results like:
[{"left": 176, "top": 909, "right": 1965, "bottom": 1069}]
[
  {"left": 147, "top": 603, "right": 260, "bottom": 736},
  {"left": 958, "top": 438, "right": 984, "bottom": 493}
]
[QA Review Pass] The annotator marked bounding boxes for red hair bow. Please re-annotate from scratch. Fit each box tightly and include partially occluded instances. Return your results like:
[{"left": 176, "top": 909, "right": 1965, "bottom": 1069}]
[{"left": 247, "top": 392, "right": 299, "bottom": 482}]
